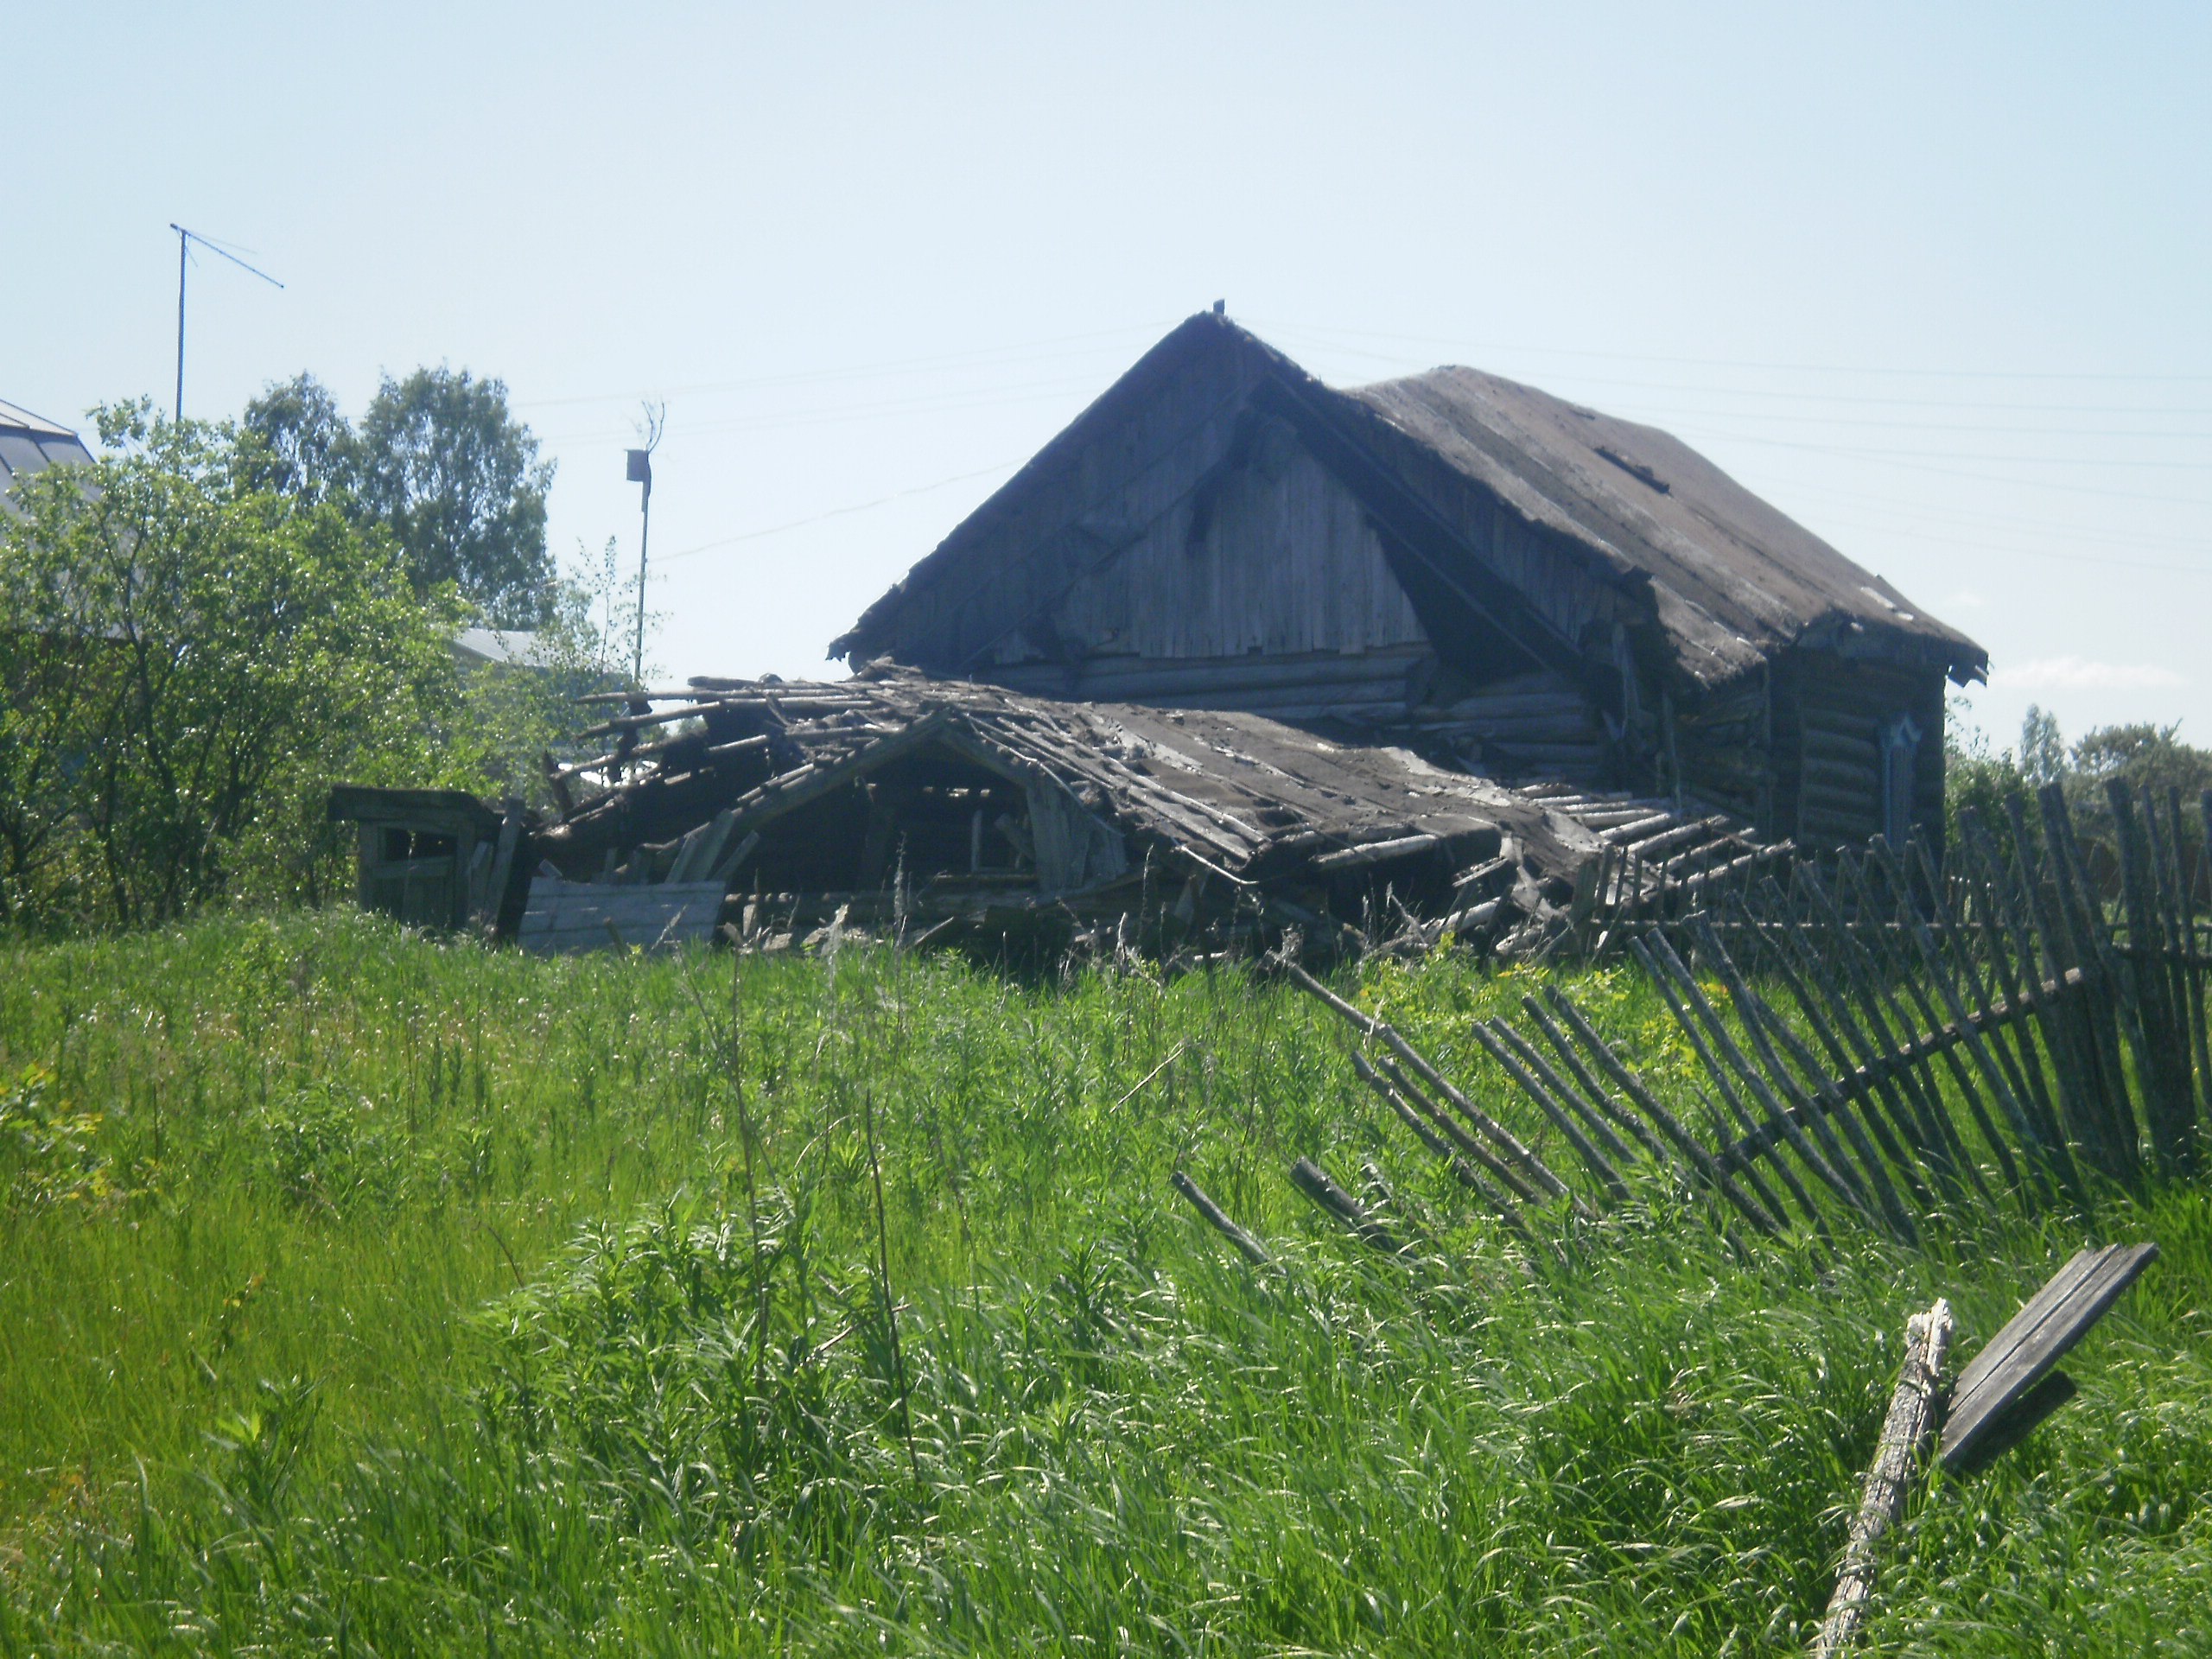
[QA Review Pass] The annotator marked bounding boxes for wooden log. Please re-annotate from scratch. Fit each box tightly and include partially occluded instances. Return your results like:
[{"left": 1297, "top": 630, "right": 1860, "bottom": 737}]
[
  {"left": 1289, "top": 1157, "right": 1402, "bottom": 1254},
  {"left": 1170, "top": 1170, "right": 1271, "bottom": 1266},
  {"left": 1635, "top": 931, "right": 1869, "bottom": 1228},
  {"left": 1351, "top": 1052, "right": 1529, "bottom": 1231},
  {"left": 1313, "top": 832, "right": 1445, "bottom": 873},
  {"left": 1939, "top": 1242, "right": 2158, "bottom": 1473},
  {"left": 1521, "top": 995, "right": 1682, "bottom": 1174},
  {"left": 1683, "top": 918, "right": 1914, "bottom": 1241},
  {"left": 1540, "top": 988, "right": 1783, "bottom": 1236},
  {"left": 1811, "top": 1299, "right": 1955, "bottom": 1659},
  {"left": 1278, "top": 958, "right": 1575, "bottom": 1202},
  {"left": 1470, "top": 1020, "right": 1633, "bottom": 1205}
]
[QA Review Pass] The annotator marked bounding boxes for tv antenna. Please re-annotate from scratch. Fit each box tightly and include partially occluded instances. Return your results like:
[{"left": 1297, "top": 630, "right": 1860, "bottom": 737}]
[{"left": 169, "top": 225, "right": 284, "bottom": 421}]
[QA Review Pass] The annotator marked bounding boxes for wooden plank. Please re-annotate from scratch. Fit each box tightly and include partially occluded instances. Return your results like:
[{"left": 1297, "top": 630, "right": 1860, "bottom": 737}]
[
  {"left": 1938, "top": 1242, "right": 2159, "bottom": 1473},
  {"left": 1312, "top": 832, "right": 1444, "bottom": 872},
  {"left": 517, "top": 880, "right": 730, "bottom": 954}
]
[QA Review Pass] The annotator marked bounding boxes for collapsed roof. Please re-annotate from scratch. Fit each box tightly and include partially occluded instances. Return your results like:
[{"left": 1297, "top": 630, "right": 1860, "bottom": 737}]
[{"left": 524, "top": 667, "right": 1611, "bottom": 951}]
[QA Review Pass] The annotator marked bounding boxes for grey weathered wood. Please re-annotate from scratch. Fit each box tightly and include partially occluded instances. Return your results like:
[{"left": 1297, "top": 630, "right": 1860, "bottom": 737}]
[
  {"left": 1521, "top": 994, "right": 1682, "bottom": 1175},
  {"left": 2039, "top": 783, "right": 2145, "bottom": 1186},
  {"left": 1939, "top": 1241, "right": 2158, "bottom": 1473},
  {"left": 1685, "top": 918, "right": 1911, "bottom": 1239},
  {"left": 1279, "top": 958, "right": 1574, "bottom": 1203},
  {"left": 1170, "top": 1170, "right": 1272, "bottom": 1265},
  {"left": 1471, "top": 1020, "right": 1633, "bottom": 1205},
  {"left": 1541, "top": 988, "right": 1783, "bottom": 1236},
  {"left": 1288, "top": 1157, "right": 1402, "bottom": 1254},
  {"left": 477, "top": 804, "right": 525, "bottom": 938},
  {"left": 1812, "top": 1298, "right": 1953, "bottom": 1659},
  {"left": 517, "top": 880, "right": 729, "bottom": 954},
  {"left": 1312, "top": 832, "right": 1444, "bottom": 872},
  {"left": 1351, "top": 1052, "right": 1529, "bottom": 1228},
  {"left": 1370, "top": 1054, "right": 1547, "bottom": 1207},
  {"left": 1793, "top": 861, "right": 1982, "bottom": 1195},
  {"left": 2156, "top": 787, "right": 2210, "bottom": 1145},
  {"left": 2107, "top": 784, "right": 2196, "bottom": 1175},
  {"left": 1638, "top": 931, "right": 1871, "bottom": 1225}
]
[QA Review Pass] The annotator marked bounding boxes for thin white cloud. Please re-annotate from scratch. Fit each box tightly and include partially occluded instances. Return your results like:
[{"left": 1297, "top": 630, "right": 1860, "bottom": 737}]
[
  {"left": 1989, "top": 655, "right": 2188, "bottom": 692},
  {"left": 1939, "top": 588, "right": 1988, "bottom": 612}
]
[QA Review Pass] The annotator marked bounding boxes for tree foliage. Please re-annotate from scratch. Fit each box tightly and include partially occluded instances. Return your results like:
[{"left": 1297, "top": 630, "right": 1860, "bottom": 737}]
[
  {"left": 242, "top": 366, "right": 556, "bottom": 625},
  {"left": 1945, "top": 696, "right": 2212, "bottom": 868},
  {"left": 0, "top": 404, "right": 471, "bottom": 929}
]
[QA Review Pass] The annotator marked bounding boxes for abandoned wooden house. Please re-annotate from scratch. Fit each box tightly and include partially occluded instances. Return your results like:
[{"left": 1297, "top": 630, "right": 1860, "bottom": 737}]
[{"left": 832, "top": 311, "right": 1988, "bottom": 849}]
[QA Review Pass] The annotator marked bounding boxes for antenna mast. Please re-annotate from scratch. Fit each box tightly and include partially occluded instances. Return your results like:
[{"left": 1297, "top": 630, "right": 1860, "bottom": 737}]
[
  {"left": 626, "top": 402, "right": 667, "bottom": 686},
  {"left": 168, "top": 225, "right": 284, "bottom": 421}
]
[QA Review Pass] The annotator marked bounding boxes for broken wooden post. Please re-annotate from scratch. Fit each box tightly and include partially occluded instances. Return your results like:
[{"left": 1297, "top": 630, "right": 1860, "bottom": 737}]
[
  {"left": 1288, "top": 1156, "right": 1402, "bottom": 1255},
  {"left": 1813, "top": 1297, "right": 1954, "bottom": 1659},
  {"left": 1170, "top": 1170, "right": 1272, "bottom": 1266}
]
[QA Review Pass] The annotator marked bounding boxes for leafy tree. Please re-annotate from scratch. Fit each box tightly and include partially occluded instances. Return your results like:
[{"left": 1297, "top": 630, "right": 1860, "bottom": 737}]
[
  {"left": 2020, "top": 703, "right": 2065, "bottom": 785},
  {"left": 241, "top": 368, "right": 558, "bottom": 627},
  {"left": 357, "top": 367, "right": 556, "bottom": 626},
  {"left": 240, "top": 372, "right": 359, "bottom": 506},
  {"left": 0, "top": 402, "right": 470, "bottom": 929}
]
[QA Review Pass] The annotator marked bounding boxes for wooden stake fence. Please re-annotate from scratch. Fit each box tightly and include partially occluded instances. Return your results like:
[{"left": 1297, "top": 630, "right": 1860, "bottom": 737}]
[{"left": 1294, "top": 786, "right": 2209, "bottom": 1246}]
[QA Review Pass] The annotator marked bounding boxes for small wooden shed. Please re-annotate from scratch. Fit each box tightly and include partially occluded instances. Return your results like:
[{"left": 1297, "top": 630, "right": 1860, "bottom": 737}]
[
  {"left": 327, "top": 785, "right": 528, "bottom": 932},
  {"left": 833, "top": 313, "right": 1988, "bottom": 849}
]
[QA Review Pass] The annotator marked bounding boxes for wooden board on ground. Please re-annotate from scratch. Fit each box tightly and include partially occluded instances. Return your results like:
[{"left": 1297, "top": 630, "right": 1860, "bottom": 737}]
[
  {"left": 1939, "top": 1241, "right": 2158, "bottom": 1473},
  {"left": 517, "top": 879, "right": 728, "bottom": 955}
]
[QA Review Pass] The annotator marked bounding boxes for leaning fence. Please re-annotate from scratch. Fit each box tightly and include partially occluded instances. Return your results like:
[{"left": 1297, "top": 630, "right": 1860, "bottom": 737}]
[{"left": 1291, "top": 779, "right": 2209, "bottom": 1250}]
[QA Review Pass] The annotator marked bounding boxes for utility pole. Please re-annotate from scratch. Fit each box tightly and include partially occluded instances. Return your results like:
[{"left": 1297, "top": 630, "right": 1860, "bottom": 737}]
[
  {"left": 168, "top": 225, "right": 283, "bottom": 422},
  {"left": 626, "top": 401, "right": 666, "bottom": 686}
]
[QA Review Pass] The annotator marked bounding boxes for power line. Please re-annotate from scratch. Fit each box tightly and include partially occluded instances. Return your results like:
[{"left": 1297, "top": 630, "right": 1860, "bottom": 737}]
[
  {"left": 513, "top": 323, "right": 1171, "bottom": 411},
  {"left": 652, "top": 460, "right": 1020, "bottom": 569},
  {"left": 1253, "top": 317, "right": 2212, "bottom": 384}
]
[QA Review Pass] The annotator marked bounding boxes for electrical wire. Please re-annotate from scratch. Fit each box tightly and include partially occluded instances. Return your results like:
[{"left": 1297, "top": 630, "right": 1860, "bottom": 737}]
[{"left": 651, "top": 460, "right": 1021, "bottom": 569}]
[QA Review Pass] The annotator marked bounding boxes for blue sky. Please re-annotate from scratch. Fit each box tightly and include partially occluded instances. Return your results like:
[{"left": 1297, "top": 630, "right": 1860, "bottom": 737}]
[{"left": 8, "top": 3, "right": 2209, "bottom": 756}]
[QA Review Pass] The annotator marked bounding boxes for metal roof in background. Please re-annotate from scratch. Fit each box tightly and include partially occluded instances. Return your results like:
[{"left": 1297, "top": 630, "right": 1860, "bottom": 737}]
[{"left": 0, "top": 399, "right": 93, "bottom": 516}]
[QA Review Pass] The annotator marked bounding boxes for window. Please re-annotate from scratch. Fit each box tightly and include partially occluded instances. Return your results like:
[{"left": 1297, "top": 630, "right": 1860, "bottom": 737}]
[{"left": 1881, "top": 715, "right": 1923, "bottom": 845}]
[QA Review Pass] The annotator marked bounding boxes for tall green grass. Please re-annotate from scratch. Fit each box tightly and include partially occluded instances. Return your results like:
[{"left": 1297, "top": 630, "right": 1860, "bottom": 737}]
[{"left": 0, "top": 912, "right": 2207, "bottom": 1654}]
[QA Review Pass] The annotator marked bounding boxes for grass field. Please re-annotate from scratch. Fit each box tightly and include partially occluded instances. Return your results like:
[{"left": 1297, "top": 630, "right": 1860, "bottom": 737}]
[{"left": 1, "top": 911, "right": 2208, "bottom": 1655}]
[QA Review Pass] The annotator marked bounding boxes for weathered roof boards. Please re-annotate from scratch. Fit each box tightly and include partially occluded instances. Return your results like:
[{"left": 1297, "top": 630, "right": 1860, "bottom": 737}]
[
  {"left": 335, "top": 313, "right": 1991, "bottom": 953},
  {"left": 836, "top": 313, "right": 1986, "bottom": 848}
]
